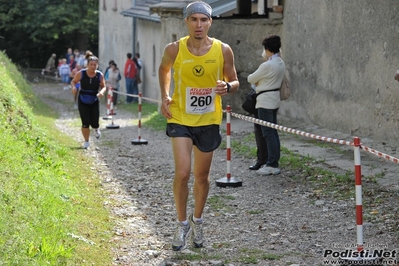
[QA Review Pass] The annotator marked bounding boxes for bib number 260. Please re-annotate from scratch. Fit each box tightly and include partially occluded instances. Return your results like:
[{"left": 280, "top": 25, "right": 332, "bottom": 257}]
[{"left": 190, "top": 96, "right": 212, "bottom": 107}]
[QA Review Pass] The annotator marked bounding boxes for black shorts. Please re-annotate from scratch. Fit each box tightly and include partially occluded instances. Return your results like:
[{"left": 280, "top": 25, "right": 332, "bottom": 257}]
[
  {"left": 166, "top": 123, "right": 222, "bottom": 152},
  {"left": 78, "top": 97, "right": 100, "bottom": 128}
]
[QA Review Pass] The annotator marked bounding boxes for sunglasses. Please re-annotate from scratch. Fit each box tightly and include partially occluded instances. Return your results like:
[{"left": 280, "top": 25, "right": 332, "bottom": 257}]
[{"left": 88, "top": 56, "right": 99, "bottom": 62}]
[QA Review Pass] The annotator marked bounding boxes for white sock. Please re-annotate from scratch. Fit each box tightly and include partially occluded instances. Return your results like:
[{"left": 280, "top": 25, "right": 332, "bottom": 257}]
[
  {"left": 193, "top": 215, "right": 202, "bottom": 223},
  {"left": 180, "top": 220, "right": 188, "bottom": 226}
]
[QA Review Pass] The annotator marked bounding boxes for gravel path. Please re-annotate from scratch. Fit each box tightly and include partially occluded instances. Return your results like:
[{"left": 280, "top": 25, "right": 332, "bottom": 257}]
[{"left": 32, "top": 82, "right": 398, "bottom": 266}]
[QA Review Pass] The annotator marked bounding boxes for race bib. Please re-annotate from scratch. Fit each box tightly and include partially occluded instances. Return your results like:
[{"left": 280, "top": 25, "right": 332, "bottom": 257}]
[{"left": 185, "top": 87, "right": 216, "bottom": 114}]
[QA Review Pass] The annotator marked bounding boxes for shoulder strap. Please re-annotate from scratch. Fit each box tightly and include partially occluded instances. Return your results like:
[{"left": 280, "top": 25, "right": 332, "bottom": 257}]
[
  {"left": 96, "top": 70, "right": 103, "bottom": 81},
  {"left": 80, "top": 69, "right": 86, "bottom": 82},
  {"left": 256, "top": 88, "right": 279, "bottom": 97}
]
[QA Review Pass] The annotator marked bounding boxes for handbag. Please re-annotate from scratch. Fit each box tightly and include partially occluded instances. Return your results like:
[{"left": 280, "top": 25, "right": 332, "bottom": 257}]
[
  {"left": 241, "top": 89, "right": 270, "bottom": 114},
  {"left": 280, "top": 72, "right": 290, "bottom": 100},
  {"left": 241, "top": 89, "right": 257, "bottom": 114}
]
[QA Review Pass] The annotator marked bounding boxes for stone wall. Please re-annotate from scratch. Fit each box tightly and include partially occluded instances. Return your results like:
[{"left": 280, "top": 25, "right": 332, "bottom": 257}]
[
  {"left": 281, "top": 0, "right": 399, "bottom": 144},
  {"left": 208, "top": 18, "right": 284, "bottom": 113},
  {"left": 209, "top": 0, "right": 399, "bottom": 145}
]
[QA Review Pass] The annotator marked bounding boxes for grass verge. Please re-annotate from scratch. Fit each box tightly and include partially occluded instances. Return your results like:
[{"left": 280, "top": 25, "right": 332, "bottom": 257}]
[
  {"left": 0, "top": 52, "right": 113, "bottom": 265},
  {"left": 115, "top": 100, "right": 166, "bottom": 131}
]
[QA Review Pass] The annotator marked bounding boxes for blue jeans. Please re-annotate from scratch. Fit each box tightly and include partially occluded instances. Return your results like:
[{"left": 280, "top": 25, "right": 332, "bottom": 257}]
[
  {"left": 257, "top": 108, "right": 280, "bottom": 168},
  {"left": 125, "top": 77, "right": 138, "bottom": 103},
  {"left": 254, "top": 112, "right": 268, "bottom": 165},
  {"left": 61, "top": 74, "right": 69, "bottom": 84}
]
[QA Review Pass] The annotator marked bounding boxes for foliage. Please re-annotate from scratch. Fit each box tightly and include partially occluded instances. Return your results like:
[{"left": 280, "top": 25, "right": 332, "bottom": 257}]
[{"left": 0, "top": 0, "right": 99, "bottom": 68}]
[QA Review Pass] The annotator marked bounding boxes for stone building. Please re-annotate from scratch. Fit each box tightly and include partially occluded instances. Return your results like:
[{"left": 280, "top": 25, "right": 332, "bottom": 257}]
[{"left": 99, "top": 0, "right": 399, "bottom": 146}]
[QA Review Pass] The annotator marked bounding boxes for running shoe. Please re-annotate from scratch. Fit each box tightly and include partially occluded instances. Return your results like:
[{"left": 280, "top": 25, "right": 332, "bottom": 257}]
[
  {"left": 83, "top": 141, "right": 90, "bottom": 149},
  {"left": 172, "top": 222, "right": 191, "bottom": 251},
  {"left": 95, "top": 129, "right": 101, "bottom": 139},
  {"left": 189, "top": 214, "right": 204, "bottom": 248}
]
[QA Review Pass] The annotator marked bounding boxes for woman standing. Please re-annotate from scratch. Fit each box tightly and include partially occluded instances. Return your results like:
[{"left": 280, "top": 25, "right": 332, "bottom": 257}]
[
  {"left": 247, "top": 35, "right": 285, "bottom": 175},
  {"left": 104, "top": 62, "right": 121, "bottom": 106},
  {"left": 71, "top": 52, "right": 106, "bottom": 149}
]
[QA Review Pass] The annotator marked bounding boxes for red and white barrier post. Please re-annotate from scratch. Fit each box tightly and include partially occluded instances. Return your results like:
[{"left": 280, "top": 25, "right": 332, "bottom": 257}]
[
  {"left": 106, "top": 87, "right": 120, "bottom": 129},
  {"left": 131, "top": 92, "right": 148, "bottom": 145},
  {"left": 216, "top": 105, "right": 242, "bottom": 187},
  {"left": 354, "top": 137, "right": 364, "bottom": 252},
  {"left": 341, "top": 137, "right": 378, "bottom": 262},
  {"left": 103, "top": 87, "right": 116, "bottom": 120}
]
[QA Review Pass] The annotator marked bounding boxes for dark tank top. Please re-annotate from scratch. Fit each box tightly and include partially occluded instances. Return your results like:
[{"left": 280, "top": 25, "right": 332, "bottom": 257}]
[{"left": 79, "top": 69, "right": 102, "bottom": 104}]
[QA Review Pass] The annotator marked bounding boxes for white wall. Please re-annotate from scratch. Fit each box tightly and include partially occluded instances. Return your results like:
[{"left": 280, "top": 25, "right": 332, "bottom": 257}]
[
  {"left": 99, "top": 0, "right": 134, "bottom": 97},
  {"left": 135, "top": 19, "right": 162, "bottom": 102}
]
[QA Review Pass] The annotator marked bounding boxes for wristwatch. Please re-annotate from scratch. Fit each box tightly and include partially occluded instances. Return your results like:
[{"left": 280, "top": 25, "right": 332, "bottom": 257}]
[{"left": 226, "top": 82, "right": 231, "bottom": 93}]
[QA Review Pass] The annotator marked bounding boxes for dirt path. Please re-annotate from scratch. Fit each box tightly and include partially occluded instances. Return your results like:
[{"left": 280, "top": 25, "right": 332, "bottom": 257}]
[{"left": 31, "top": 81, "right": 398, "bottom": 266}]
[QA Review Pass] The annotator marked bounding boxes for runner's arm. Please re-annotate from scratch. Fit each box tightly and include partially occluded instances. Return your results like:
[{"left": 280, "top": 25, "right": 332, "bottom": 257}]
[
  {"left": 97, "top": 73, "right": 106, "bottom": 98},
  {"left": 71, "top": 71, "right": 81, "bottom": 96},
  {"left": 216, "top": 43, "right": 239, "bottom": 95},
  {"left": 159, "top": 42, "right": 178, "bottom": 119}
]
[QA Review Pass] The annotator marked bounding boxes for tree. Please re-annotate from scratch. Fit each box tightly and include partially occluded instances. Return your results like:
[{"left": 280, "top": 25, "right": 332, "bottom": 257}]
[{"left": 0, "top": 0, "right": 98, "bottom": 68}]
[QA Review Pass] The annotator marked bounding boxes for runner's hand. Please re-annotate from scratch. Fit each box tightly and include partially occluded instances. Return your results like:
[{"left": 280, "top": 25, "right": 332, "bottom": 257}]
[
  {"left": 215, "top": 80, "right": 229, "bottom": 95},
  {"left": 161, "top": 96, "right": 172, "bottom": 119}
]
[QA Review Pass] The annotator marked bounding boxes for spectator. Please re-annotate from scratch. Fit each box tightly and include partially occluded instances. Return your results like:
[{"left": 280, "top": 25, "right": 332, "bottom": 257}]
[
  {"left": 73, "top": 49, "right": 80, "bottom": 62},
  {"left": 124, "top": 53, "right": 138, "bottom": 103},
  {"left": 77, "top": 52, "right": 85, "bottom": 68},
  {"left": 133, "top": 53, "right": 142, "bottom": 73},
  {"left": 70, "top": 63, "right": 82, "bottom": 109},
  {"left": 247, "top": 35, "right": 285, "bottom": 176},
  {"left": 56, "top": 58, "right": 63, "bottom": 78},
  {"left": 70, "top": 52, "right": 106, "bottom": 149},
  {"left": 59, "top": 58, "right": 71, "bottom": 90},
  {"left": 69, "top": 54, "right": 76, "bottom": 72},
  {"left": 104, "top": 60, "right": 115, "bottom": 79},
  {"left": 65, "top": 48, "right": 73, "bottom": 64},
  {"left": 135, "top": 53, "right": 143, "bottom": 70},
  {"left": 134, "top": 53, "right": 143, "bottom": 87},
  {"left": 248, "top": 83, "right": 268, "bottom": 171},
  {"left": 133, "top": 57, "right": 141, "bottom": 72},
  {"left": 41, "top": 53, "right": 57, "bottom": 75},
  {"left": 132, "top": 57, "right": 142, "bottom": 86},
  {"left": 105, "top": 62, "right": 121, "bottom": 106}
]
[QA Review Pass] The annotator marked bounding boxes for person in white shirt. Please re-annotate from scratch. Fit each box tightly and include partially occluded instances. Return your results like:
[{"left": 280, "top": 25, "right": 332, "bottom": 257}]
[
  {"left": 135, "top": 53, "right": 143, "bottom": 70},
  {"left": 247, "top": 35, "right": 285, "bottom": 176}
]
